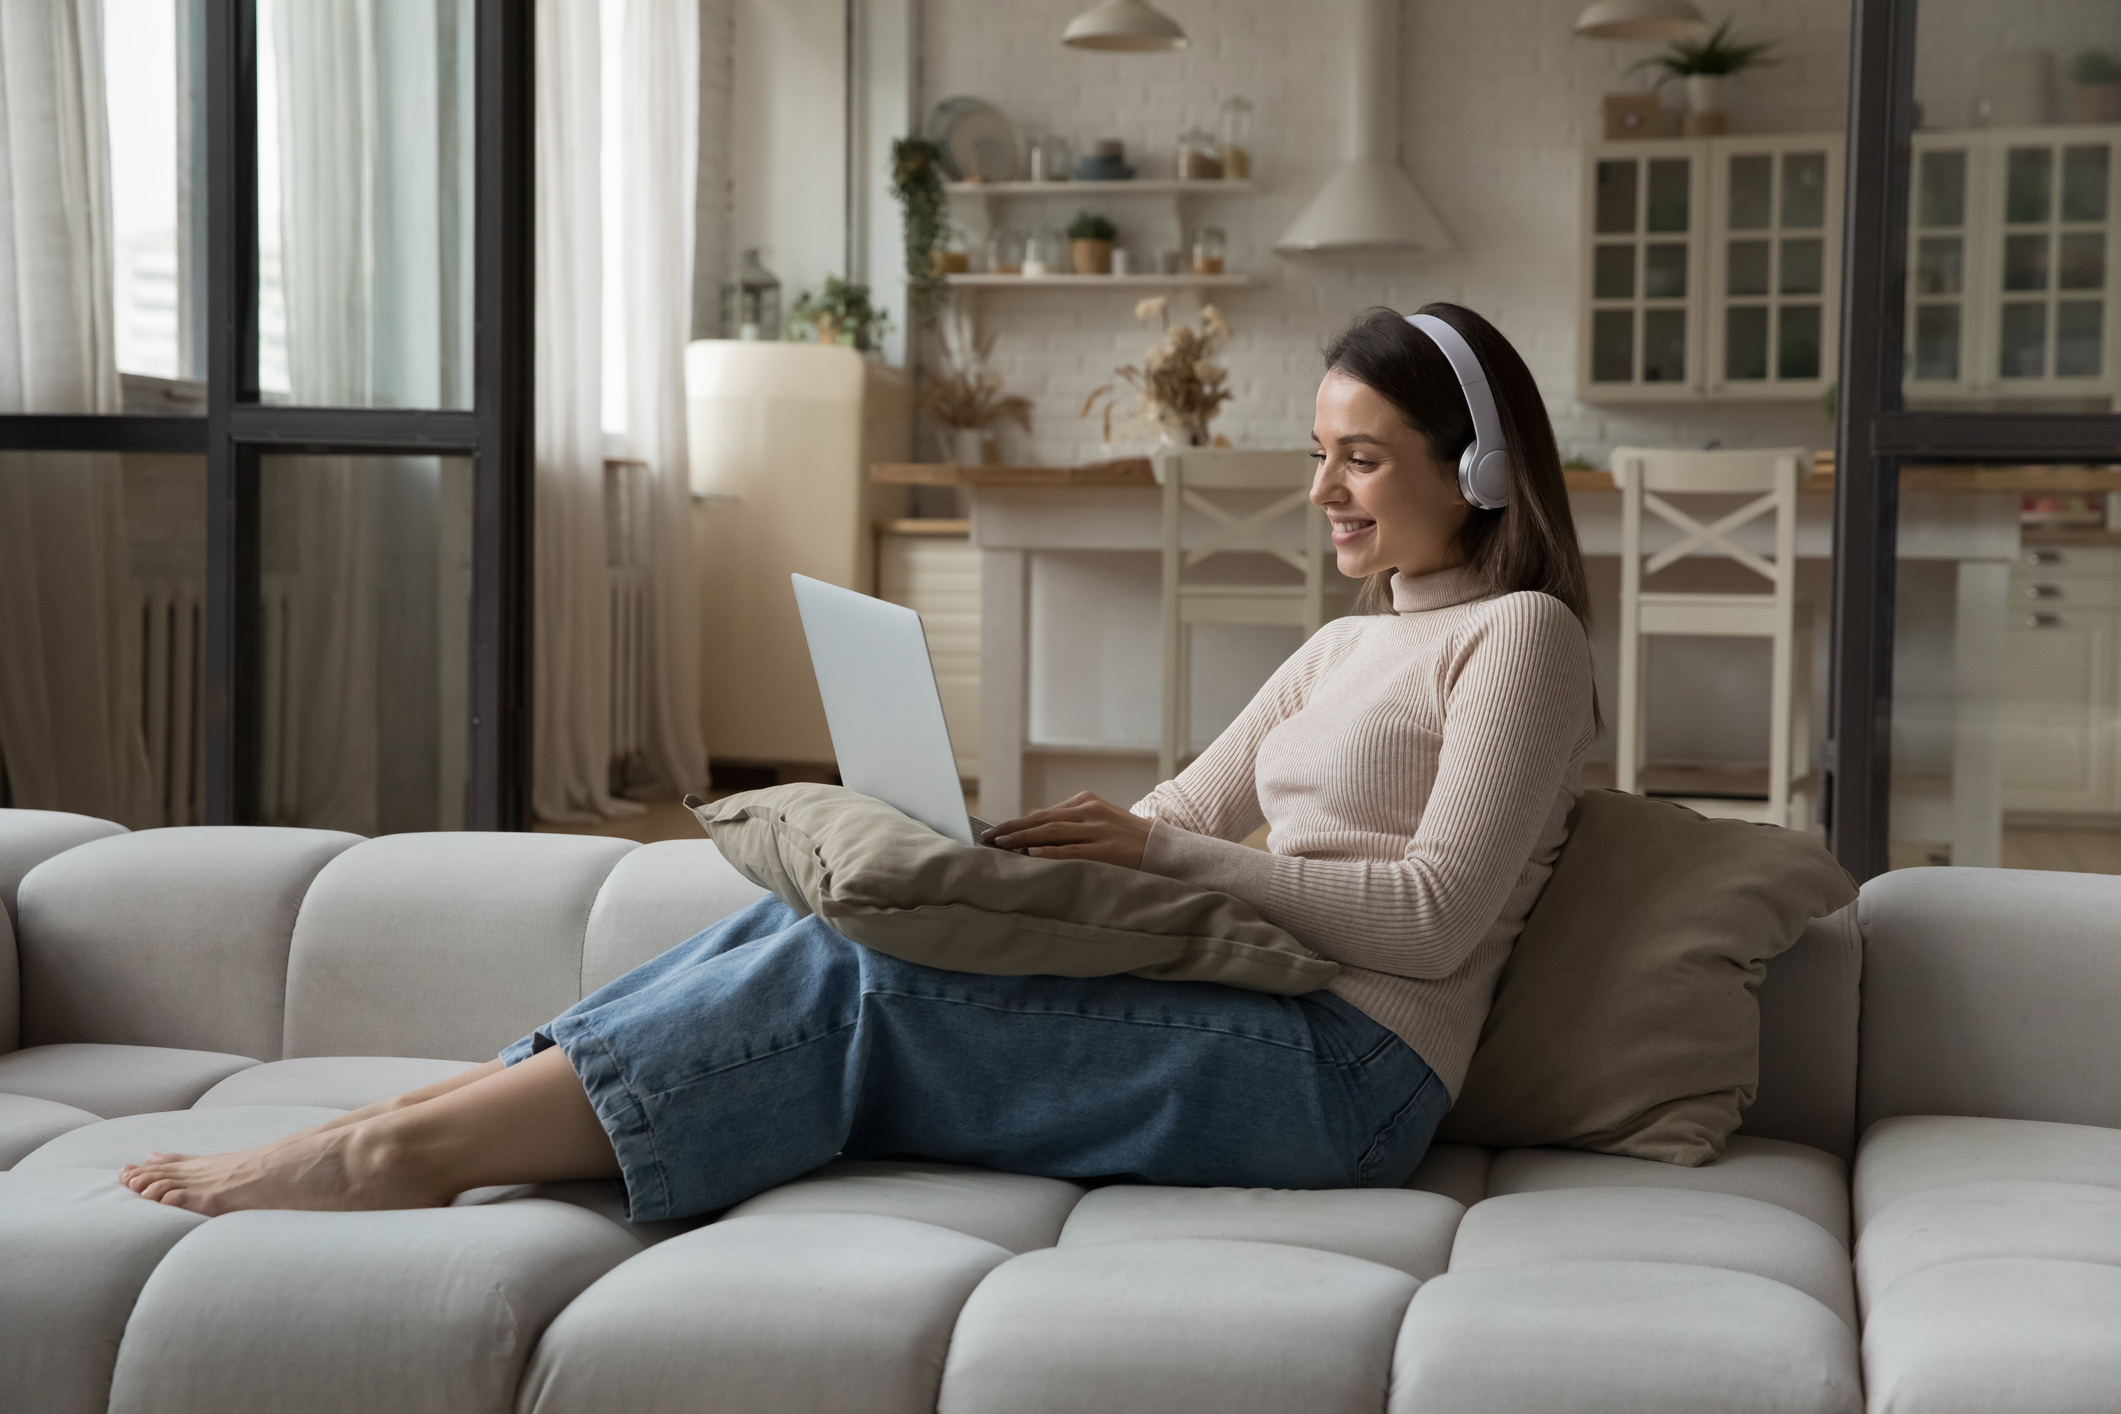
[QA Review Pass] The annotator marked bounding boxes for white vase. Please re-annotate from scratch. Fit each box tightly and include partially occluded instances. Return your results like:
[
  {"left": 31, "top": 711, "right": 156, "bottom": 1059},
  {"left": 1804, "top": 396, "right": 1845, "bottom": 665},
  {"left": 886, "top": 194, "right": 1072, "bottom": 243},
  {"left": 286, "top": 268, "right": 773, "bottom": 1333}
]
[
  {"left": 1685, "top": 74, "right": 1726, "bottom": 114},
  {"left": 946, "top": 426, "right": 987, "bottom": 466}
]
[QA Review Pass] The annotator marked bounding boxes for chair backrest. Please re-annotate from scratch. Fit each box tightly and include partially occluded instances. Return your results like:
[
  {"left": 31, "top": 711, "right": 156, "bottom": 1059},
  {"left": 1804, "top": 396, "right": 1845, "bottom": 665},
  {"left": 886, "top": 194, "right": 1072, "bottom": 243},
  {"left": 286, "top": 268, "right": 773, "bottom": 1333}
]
[
  {"left": 1612, "top": 446, "right": 1808, "bottom": 591},
  {"left": 1153, "top": 448, "right": 1321, "bottom": 576}
]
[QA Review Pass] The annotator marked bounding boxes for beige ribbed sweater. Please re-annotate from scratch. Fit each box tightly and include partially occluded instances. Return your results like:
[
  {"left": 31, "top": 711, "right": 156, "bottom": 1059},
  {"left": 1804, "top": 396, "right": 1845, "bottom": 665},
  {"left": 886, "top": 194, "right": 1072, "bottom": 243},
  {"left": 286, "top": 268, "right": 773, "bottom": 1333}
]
[{"left": 1130, "top": 565, "right": 1595, "bottom": 1099}]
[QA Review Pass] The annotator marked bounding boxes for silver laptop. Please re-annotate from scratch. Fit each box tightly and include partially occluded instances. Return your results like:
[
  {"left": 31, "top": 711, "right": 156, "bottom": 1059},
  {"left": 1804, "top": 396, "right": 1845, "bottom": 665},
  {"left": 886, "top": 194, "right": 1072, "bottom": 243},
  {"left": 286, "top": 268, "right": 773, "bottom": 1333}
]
[{"left": 791, "top": 574, "right": 991, "bottom": 846}]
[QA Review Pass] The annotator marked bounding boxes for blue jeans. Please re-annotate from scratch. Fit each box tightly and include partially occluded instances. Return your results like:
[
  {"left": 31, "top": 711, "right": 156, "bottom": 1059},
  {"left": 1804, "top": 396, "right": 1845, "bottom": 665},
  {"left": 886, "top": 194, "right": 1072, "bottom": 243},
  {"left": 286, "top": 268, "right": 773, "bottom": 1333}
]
[{"left": 503, "top": 897, "right": 1449, "bottom": 1222}]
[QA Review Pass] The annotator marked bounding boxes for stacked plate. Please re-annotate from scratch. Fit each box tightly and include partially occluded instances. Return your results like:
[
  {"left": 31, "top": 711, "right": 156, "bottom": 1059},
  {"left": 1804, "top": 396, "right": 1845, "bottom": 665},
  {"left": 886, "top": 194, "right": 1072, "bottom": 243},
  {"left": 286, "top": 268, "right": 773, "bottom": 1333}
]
[{"left": 927, "top": 96, "right": 1024, "bottom": 182}]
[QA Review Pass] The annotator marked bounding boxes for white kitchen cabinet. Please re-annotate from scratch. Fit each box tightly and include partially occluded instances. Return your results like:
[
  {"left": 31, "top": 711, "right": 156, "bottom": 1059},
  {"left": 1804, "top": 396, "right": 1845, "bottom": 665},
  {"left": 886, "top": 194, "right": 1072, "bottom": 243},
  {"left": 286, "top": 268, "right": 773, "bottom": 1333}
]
[
  {"left": 1906, "top": 126, "right": 2119, "bottom": 404},
  {"left": 2001, "top": 545, "right": 2121, "bottom": 814},
  {"left": 1579, "top": 133, "right": 1842, "bottom": 403}
]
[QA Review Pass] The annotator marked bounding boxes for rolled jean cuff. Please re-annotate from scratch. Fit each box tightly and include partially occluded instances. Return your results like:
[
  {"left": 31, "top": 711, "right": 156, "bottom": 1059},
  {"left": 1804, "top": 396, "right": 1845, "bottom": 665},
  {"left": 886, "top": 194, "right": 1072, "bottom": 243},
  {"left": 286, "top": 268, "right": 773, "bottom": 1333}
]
[
  {"left": 497, "top": 1032, "right": 544, "bottom": 1066},
  {"left": 544, "top": 1010, "right": 673, "bottom": 1223}
]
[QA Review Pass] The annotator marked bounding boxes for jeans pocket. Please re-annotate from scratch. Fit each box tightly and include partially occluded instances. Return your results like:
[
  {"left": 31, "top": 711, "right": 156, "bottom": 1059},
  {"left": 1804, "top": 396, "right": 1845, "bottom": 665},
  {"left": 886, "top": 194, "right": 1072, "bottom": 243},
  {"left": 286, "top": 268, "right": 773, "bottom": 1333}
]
[{"left": 1354, "top": 1064, "right": 1449, "bottom": 1188}]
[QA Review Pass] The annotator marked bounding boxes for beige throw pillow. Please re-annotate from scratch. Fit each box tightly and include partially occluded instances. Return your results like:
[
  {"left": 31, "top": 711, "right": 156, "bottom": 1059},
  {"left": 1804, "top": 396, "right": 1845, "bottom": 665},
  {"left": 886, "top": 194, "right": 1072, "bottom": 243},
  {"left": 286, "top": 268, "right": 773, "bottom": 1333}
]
[
  {"left": 1436, "top": 789, "right": 1857, "bottom": 1166},
  {"left": 684, "top": 785, "right": 1337, "bottom": 996}
]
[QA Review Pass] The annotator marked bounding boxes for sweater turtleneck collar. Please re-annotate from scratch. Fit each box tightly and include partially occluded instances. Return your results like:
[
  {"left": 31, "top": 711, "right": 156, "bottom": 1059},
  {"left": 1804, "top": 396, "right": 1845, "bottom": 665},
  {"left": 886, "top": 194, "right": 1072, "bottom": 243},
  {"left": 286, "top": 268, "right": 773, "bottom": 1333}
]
[{"left": 1389, "top": 565, "right": 1488, "bottom": 614}]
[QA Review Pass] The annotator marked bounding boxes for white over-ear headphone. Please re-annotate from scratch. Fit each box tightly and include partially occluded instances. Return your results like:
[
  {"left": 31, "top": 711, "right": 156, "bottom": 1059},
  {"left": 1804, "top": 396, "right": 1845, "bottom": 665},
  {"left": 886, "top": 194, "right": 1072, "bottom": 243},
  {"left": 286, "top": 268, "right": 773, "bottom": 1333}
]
[{"left": 1406, "top": 313, "right": 1511, "bottom": 510}]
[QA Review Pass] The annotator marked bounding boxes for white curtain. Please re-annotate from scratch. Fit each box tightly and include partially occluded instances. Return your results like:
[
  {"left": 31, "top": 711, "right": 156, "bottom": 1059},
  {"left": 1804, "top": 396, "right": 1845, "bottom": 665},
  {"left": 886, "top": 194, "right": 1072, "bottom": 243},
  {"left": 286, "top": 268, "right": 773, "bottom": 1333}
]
[
  {"left": 266, "top": 0, "right": 381, "bottom": 834},
  {"left": 534, "top": 0, "right": 708, "bottom": 820},
  {"left": 533, "top": 0, "right": 628, "bottom": 822},
  {"left": 618, "top": 0, "right": 709, "bottom": 801},
  {"left": 0, "top": 0, "right": 157, "bottom": 825},
  {"left": 263, "top": 0, "right": 472, "bottom": 835}
]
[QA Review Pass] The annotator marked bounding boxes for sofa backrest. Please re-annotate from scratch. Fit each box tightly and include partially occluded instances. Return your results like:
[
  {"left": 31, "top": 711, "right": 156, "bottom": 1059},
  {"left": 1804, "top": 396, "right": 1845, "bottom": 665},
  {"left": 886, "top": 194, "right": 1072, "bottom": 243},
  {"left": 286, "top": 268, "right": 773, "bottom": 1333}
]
[
  {"left": 582, "top": 841, "right": 772, "bottom": 993},
  {"left": 281, "top": 832, "right": 639, "bottom": 1062},
  {"left": 1856, "top": 867, "right": 2121, "bottom": 1135},
  {"left": 1740, "top": 902, "right": 1862, "bottom": 1160},
  {"left": 16, "top": 826, "right": 361, "bottom": 1060},
  {"left": 1, "top": 810, "right": 132, "bottom": 1053}
]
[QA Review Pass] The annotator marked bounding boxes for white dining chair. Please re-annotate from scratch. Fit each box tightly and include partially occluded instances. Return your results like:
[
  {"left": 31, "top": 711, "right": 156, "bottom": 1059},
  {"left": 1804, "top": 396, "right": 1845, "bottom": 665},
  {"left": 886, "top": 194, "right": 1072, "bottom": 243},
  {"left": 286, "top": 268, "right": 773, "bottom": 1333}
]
[
  {"left": 1154, "top": 449, "right": 1328, "bottom": 781},
  {"left": 1613, "top": 446, "right": 1813, "bottom": 827}
]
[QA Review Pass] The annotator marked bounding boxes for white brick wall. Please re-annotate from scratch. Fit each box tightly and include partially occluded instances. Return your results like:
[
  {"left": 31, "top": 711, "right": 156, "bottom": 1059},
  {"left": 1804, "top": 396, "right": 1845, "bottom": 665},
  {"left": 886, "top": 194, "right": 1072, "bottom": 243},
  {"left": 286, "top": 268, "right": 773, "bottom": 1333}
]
[{"left": 919, "top": 0, "right": 1854, "bottom": 467}]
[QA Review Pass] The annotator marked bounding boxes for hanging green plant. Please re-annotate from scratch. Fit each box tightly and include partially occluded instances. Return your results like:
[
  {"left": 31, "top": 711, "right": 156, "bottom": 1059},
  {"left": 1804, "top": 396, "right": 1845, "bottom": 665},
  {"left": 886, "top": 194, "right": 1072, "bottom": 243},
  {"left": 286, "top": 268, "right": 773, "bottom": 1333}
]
[{"left": 892, "top": 137, "right": 950, "bottom": 328}]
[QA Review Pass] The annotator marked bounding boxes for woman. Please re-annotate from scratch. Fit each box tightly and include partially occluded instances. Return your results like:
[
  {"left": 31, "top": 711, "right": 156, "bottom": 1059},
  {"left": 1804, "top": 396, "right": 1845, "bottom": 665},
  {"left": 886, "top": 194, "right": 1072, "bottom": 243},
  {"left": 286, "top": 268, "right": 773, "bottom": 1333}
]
[{"left": 119, "top": 303, "right": 1596, "bottom": 1219}]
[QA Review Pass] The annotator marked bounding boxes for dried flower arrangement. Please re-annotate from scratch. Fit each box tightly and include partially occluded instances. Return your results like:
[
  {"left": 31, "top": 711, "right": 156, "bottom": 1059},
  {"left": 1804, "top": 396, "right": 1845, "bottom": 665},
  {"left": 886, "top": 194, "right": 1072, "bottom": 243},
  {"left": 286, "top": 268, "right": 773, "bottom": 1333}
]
[
  {"left": 1081, "top": 297, "right": 1233, "bottom": 447},
  {"left": 921, "top": 304, "right": 1033, "bottom": 434}
]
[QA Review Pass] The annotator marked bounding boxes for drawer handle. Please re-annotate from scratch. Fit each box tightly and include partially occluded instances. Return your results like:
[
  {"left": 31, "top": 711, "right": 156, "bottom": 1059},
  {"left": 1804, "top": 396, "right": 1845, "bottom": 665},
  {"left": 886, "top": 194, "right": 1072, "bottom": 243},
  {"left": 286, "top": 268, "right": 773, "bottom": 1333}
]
[
  {"left": 2026, "top": 612, "right": 2063, "bottom": 628},
  {"left": 2026, "top": 549, "right": 2065, "bottom": 565},
  {"left": 2026, "top": 584, "right": 2064, "bottom": 600}
]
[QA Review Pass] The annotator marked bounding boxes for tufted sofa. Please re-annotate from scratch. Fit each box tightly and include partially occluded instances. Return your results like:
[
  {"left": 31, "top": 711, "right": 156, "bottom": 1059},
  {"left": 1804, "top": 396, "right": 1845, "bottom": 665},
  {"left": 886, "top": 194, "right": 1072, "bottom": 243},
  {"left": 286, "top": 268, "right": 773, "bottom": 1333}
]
[{"left": 1, "top": 807, "right": 2117, "bottom": 1414}]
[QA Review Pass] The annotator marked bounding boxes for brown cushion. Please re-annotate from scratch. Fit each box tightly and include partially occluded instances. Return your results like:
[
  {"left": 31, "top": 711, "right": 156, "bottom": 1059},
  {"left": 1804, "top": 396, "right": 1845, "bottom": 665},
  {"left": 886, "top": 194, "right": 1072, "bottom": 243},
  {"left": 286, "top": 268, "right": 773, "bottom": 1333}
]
[
  {"left": 1437, "top": 790, "right": 1857, "bottom": 1166},
  {"left": 685, "top": 785, "right": 1337, "bottom": 995}
]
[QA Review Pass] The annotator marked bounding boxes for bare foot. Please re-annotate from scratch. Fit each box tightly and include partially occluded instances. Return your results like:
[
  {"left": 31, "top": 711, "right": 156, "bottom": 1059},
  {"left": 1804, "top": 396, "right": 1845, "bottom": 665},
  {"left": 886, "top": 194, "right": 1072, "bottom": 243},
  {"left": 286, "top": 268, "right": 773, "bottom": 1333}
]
[{"left": 117, "top": 1122, "right": 449, "bottom": 1216}]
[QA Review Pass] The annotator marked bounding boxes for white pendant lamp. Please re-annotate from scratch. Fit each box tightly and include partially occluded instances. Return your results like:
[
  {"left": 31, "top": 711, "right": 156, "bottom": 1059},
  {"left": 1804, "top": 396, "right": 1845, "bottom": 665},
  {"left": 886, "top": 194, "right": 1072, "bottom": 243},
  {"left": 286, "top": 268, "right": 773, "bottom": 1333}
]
[
  {"left": 1276, "top": 0, "right": 1450, "bottom": 256},
  {"left": 1062, "top": 0, "right": 1188, "bottom": 53},
  {"left": 1573, "top": 0, "right": 1709, "bottom": 41}
]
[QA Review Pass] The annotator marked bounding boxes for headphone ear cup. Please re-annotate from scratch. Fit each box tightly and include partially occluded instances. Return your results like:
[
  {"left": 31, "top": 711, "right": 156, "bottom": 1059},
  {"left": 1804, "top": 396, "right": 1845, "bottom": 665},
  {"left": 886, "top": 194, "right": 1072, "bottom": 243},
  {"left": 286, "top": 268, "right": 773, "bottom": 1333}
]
[{"left": 1458, "top": 444, "right": 1480, "bottom": 505}]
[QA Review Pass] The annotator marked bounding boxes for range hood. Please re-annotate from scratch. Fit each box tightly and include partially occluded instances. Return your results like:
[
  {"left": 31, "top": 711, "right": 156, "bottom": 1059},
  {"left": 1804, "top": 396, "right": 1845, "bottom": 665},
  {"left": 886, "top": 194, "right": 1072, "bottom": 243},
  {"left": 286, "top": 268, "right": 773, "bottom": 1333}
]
[{"left": 1277, "top": 0, "right": 1451, "bottom": 256}]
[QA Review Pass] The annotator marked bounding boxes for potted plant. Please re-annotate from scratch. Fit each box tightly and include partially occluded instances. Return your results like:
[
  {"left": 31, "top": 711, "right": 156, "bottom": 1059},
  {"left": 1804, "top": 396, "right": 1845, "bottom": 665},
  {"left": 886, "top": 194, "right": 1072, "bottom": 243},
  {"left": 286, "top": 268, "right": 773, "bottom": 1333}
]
[
  {"left": 891, "top": 138, "right": 949, "bottom": 327},
  {"left": 1630, "top": 19, "right": 1778, "bottom": 129},
  {"left": 921, "top": 306, "right": 1033, "bottom": 465},
  {"left": 788, "top": 276, "right": 894, "bottom": 355},
  {"left": 2077, "top": 50, "right": 2121, "bottom": 123},
  {"left": 1080, "top": 297, "right": 1233, "bottom": 448},
  {"left": 1068, "top": 212, "right": 1118, "bottom": 275}
]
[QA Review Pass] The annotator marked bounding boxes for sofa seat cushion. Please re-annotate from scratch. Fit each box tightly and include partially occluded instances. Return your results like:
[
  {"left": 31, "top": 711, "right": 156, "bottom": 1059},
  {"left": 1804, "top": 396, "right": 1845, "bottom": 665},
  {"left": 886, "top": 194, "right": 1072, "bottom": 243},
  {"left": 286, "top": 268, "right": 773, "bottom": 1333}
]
[
  {"left": 0, "top": 1043, "right": 259, "bottom": 1119},
  {"left": 0, "top": 1168, "right": 208, "bottom": 1414},
  {"left": 723, "top": 1159, "right": 1085, "bottom": 1254},
  {"left": 106, "top": 1200, "right": 644, "bottom": 1414},
  {"left": 1449, "top": 1187, "right": 1856, "bottom": 1329},
  {"left": 1861, "top": 1258, "right": 2121, "bottom": 1414},
  {"left": 940, "top": 1238, "right": 1419, "bottom": 1414},
  {"left": 520, "top": 1213, "right": 1012, "bottom": 1414},
  {"left": 1058, "top": 1184, "right": 1464, "bottom": 1281},
  {"left": 1858, "top": 1180, "right": 2121, "bottom": 1317},
  {"left": 1853, "top": 1115, "right": 2121, "bottom": 1236},
  {"left": 0, "top": 1092, "right": 101, "bottom": 1169},
  {"left": 14, "top": 1105, "right": 343, "bottom": 1170},
  {"left": 1390, "top": 1260, "right": 1861, "bottom": 1414},
  {"left": 1405, "top": 1141, "right": 1493, "bottom": 1208},
  {"left": 1488, "top": 1134, "right": 1850, "bottom": 1246},
  {"left": 192, "top": 1055, "right": 472, "bottom": 1110}
]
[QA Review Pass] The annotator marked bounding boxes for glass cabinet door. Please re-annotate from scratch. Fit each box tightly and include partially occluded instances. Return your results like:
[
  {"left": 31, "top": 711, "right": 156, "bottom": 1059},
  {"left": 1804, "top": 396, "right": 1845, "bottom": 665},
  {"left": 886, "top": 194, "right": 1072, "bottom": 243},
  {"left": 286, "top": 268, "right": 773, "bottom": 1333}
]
[
  {"left": 1582, "top": 145, "right": 1701, "bottom": 397},
  {"left": 1905, "top": 137, "right": 1982, "bottom": 396},
  {"left": 1709, "top": 138, "right": 1841, "bottom": 396},
  {"left": 1989, "top": 131, "right": 2114, "bottom": 395}
]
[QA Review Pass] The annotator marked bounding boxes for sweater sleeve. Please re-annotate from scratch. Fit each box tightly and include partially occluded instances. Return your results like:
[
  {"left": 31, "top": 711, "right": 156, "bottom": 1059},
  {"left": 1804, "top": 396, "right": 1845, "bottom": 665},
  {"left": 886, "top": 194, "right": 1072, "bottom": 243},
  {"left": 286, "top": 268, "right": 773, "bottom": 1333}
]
[
  {"left": 1127, "top": 619, "right": 1359, "bottom": 843},
  {"left": 1138, "top": 593, "right": 1593, "bottom": 979}
]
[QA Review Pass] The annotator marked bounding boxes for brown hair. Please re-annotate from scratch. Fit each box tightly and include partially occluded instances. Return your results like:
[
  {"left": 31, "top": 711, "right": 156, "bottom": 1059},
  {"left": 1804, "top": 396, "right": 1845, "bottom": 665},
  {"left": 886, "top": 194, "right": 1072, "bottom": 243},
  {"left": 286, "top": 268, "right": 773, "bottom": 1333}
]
[{"left": 1321, "top": 303, "right": 1591, "bottom": 629}]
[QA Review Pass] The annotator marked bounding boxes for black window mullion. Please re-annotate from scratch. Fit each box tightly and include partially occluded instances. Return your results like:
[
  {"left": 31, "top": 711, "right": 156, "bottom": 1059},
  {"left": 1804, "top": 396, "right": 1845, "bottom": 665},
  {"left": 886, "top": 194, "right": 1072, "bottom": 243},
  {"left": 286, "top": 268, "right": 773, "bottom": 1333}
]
[
  {"left": 470, "top": 0, "right": 535, "bottom": 831},
  {"left": 203, "top": 0, "right": 262, "bottom": 824},
  {"left": 225, "top": 406, "right": 480, "bottom": 453},
  {"left": 1829, "top": 0, "right": 1919, "bottom": 883}
]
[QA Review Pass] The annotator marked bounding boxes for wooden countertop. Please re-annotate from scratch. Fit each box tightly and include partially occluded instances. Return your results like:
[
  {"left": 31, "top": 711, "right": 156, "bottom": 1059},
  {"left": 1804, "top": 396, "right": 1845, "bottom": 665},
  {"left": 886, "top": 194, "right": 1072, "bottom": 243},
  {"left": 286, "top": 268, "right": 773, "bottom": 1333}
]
[{"left": 873, "top": 459, "right": 2121, "bottom": 495}]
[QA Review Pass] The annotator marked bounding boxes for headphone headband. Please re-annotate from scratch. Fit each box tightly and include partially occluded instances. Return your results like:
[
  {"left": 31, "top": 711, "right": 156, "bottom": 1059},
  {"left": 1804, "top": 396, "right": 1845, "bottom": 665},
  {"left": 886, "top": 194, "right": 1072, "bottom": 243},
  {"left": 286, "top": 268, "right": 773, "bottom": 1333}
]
[{"left": 1406, "top": 312, "right": 1511, "bottom": 510}]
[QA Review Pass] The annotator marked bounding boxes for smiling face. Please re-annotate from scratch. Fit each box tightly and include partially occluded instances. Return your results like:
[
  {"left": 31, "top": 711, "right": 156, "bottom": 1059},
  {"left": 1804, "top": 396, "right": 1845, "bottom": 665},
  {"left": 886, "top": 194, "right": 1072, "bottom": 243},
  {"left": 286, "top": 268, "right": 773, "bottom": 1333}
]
[{"left": 1309, "top": 369, "right": 1473, "bottom": 583}]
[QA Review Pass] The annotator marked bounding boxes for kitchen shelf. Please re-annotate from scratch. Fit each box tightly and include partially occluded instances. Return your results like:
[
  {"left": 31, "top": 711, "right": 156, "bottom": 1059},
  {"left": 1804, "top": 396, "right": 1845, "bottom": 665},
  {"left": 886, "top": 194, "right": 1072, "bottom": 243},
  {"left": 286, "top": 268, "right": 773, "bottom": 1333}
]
[
  {"left": 945, "top": 179, "right": 1256, "bottom": 197},
  {"left": 945, "top": 273, "right": 1252, "bottom": 288}
]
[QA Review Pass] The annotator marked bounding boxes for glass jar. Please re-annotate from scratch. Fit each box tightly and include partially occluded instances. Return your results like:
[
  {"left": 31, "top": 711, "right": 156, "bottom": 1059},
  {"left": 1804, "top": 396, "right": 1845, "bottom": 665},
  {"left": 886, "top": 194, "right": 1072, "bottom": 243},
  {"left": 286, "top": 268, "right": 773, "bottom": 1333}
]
[
  {"left": 934, "top": 226, "right": 973, "bottom": 275},
  {"left": 1176, "top": 126, "right": 1223, "bottom": 181},
  {"left": 1218, "top": 97, "right": 1254, "bottom": 180},
  {"left": 720, "top": 248, "right": 782, "bottom": 340},
  {"left": 986, "top": 226, "right": 1025, "bottom": 275},
  {"left": 1191, "top": 225, "right": 1226, "bottom": 275},
  {"left": 1022, "top": 228, "right": 1064, "bottom": 278},
  {"left": 1029, "top": 134, "right": 1074, "bottom": 183}
]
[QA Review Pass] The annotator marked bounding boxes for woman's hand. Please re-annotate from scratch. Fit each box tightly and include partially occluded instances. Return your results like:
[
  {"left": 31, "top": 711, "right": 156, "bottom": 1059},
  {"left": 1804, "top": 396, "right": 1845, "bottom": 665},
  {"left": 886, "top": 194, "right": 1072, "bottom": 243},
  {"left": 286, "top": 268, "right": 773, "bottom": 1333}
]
[{"left": 985, "top": 792, "right": 1154, "bottom": 869}]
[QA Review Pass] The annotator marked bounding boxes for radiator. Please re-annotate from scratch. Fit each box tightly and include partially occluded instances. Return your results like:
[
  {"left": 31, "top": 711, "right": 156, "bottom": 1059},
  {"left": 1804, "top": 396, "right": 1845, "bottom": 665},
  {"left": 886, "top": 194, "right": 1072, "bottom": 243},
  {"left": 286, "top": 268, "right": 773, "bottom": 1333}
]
[
  {"left": 605, "top": 457, "right": 654, "bottom": 783},
  {"left": 135, "top": 578, "right": 204, "bottom": 827},
  {"left": 257, "top": 572, "right": 300, "bottom": 824}
]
